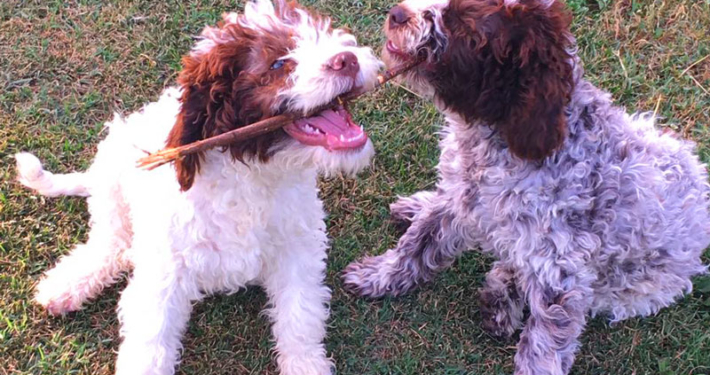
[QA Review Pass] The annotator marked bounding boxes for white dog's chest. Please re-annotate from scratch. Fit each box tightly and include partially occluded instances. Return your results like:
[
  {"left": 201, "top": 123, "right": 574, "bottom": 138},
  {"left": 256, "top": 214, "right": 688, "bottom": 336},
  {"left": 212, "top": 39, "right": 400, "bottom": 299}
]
[{"left": 156, "top": 173, "right": 327, "bottom": 295}]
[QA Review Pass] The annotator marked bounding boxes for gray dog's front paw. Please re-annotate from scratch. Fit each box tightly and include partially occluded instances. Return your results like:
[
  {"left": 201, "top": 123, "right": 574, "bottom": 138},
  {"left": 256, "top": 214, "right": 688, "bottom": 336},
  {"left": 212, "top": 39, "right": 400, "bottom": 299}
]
[{"left": 342, "top": 250, "right": 416, "bottom": 299}]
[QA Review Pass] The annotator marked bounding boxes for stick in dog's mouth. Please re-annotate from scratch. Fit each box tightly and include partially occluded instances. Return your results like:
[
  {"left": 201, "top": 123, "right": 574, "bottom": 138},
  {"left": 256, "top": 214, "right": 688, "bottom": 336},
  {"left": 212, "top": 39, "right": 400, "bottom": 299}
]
[{"left": 137, "top": 57, "right": 425, "bottom": 171}]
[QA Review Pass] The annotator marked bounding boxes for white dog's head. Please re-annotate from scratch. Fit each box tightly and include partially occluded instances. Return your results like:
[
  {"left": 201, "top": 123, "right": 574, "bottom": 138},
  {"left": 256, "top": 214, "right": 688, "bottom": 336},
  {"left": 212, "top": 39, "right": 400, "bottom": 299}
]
[{"left": 168, "top": 0, "right": 382, "bottom": 190}]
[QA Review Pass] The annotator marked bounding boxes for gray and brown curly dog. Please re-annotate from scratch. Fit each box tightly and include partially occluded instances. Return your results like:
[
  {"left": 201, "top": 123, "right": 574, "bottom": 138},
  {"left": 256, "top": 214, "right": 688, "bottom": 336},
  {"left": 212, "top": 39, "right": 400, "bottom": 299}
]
[{"left": 343, "top": 0, "right": 710, "bottom": 374}]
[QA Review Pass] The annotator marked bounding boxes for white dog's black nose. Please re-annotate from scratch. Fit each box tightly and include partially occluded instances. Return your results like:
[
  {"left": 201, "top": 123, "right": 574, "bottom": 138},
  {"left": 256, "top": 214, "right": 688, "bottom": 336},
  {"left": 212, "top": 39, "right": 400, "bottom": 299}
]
[
  {"left": 328, "top": 52, "right": 359, "bottom": 79},
  {"left": 388, "top": 5, "right": 410, "bottom": 27}
]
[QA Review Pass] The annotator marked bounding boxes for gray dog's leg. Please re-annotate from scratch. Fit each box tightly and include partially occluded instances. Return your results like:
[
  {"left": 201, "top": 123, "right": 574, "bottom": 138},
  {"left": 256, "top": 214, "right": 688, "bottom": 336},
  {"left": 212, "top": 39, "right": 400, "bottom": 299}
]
[
  {"left": 514, "top": 276, "right": 591, "bottom": 375},
  {"left": 389, "top": 191, "right": 437, "bottom": 223},
  {"left": 479, "top": 262, "right": 524, "bottom": 339},
  {"left": 343, "top": 197, "right": 465, "bottom": 298}
]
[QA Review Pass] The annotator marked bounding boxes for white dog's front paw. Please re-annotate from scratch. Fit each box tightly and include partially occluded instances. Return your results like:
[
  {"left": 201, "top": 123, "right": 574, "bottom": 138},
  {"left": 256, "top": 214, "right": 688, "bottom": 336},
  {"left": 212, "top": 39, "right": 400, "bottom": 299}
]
[
  {"left": 115, "top": 341, "right": 177, "bottom": 375},
  {"left": 278, "top": 353, "right": 334, "bottom": 375},
  {"left": 34, "top": 276, "right": 85, "bottom": 315}
]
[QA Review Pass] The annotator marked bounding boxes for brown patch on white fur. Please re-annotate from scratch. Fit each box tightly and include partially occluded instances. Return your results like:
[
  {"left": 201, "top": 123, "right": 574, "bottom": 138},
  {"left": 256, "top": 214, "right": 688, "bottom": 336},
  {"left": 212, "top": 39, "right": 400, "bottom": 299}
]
[{"left": 167, "top": 14, "right": 296, "bottom": 191}]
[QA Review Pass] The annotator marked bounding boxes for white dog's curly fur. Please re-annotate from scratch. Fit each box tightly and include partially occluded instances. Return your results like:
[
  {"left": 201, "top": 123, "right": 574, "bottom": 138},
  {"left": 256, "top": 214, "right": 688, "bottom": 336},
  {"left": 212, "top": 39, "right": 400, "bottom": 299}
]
[
  {"left": 15, "top": 1, "right": 381, "bottom": 374},
  {"left": 343, "top": 0, "right": 710, "bottom": 374}
]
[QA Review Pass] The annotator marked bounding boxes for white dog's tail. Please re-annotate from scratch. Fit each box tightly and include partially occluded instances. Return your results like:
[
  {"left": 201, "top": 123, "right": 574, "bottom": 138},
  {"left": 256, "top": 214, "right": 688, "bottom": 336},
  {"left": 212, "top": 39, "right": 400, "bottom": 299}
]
[{"left": 15, "top": 152, "right": 90, "bottom": 197}]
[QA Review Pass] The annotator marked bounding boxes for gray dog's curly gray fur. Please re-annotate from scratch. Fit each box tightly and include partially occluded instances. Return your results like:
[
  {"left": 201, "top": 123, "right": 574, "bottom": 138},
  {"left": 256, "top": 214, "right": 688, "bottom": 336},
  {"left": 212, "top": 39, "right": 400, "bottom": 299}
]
[{"left": 343, "top": 0, "right": 710, "bottom": 374}]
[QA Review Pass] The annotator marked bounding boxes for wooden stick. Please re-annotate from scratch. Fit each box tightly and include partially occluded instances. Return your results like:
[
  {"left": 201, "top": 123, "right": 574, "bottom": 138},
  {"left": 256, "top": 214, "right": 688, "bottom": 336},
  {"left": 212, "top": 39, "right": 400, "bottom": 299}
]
[{"left": 137, "top": 57, "right": 423, "bottom": 170}]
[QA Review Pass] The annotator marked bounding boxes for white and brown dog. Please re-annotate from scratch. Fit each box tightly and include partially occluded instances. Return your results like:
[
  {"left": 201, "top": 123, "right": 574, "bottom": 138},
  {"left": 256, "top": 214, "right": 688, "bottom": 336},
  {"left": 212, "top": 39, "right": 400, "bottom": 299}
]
[{"left": 15, "top": 1, "right": 381, "bottom": 374}]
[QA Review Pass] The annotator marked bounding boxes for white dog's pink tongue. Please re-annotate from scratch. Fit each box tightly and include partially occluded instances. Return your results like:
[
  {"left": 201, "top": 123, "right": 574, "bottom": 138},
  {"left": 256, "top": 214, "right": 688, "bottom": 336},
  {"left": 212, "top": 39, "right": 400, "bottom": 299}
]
[
  {"left": 285, "top": 108, "right": 368, "bottom": 150},
  {"left": 318, "top": 109, "right": 350, "bottom": 133}
]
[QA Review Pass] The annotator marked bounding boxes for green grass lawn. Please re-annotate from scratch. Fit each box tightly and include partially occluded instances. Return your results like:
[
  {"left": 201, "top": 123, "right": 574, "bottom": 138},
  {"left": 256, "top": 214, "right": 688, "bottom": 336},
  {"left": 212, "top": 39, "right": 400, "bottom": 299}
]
[{"left": 1, "top": 0, "right": 709, "bottom": 374}]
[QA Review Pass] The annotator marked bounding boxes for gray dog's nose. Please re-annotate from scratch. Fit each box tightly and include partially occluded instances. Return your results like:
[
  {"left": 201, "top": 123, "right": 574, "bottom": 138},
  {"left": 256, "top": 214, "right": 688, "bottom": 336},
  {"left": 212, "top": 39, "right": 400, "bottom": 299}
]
[{"left": 389, "top": 5, "right": 411, "bottom": 26}]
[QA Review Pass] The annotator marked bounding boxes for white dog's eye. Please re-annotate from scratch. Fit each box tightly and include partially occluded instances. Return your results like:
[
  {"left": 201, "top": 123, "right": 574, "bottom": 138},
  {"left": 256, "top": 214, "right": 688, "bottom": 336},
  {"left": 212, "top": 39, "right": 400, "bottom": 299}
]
[{"left": 270, "top": 59, "right": 286, "bottom": 70}]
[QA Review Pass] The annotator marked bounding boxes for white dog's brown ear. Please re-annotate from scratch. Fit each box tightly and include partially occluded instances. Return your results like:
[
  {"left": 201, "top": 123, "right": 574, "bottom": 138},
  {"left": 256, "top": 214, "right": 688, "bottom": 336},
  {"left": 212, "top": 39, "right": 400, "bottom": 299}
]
[
  {"left": 166, "top": 35, "right": 251, "bottom": 191},
  {"left": 434, "top": 0, "right": 575, "bottom": 160},
  {"left": 167, "top": 82, "right": 208, "bottom": 192},
  {"left": 166, "top": 15, "right": 296, "bottom": 191}
]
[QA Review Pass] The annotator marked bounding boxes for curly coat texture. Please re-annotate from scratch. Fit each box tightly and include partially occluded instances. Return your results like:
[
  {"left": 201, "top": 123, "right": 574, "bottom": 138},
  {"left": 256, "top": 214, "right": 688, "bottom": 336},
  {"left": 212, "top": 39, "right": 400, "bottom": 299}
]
[{"left": 343, "top": 0, "right": 710, "bottom": 374}]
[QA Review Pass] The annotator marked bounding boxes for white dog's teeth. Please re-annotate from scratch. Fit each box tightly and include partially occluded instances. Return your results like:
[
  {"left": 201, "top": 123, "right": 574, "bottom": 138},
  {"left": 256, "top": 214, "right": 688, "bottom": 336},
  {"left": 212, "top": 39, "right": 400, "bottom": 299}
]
[
  {"left": 340, "top": 135, "right": 345, "bottom": 142},
  {"left": 304, "top": 124, "right": 318, "bottom": 134}
]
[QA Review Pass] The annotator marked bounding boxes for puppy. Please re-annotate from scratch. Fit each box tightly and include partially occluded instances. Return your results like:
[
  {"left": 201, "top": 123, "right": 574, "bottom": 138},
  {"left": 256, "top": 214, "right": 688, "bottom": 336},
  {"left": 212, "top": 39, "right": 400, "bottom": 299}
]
[
  {"left": 343, "top": 0, "right": 710, "bottom": 374},
  {"left": 15, "top": 1, "right": 381, "bottom": 374}
]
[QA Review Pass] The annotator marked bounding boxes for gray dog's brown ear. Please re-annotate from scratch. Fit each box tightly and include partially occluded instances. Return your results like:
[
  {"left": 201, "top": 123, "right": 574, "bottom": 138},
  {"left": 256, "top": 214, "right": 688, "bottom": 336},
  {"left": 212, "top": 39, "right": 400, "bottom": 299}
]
[
  {"left": 433, "top": 0, "right": 575, "bottom": 160},
  {"left": 497, "top": 1, "right": 575, "bottom": 161}
]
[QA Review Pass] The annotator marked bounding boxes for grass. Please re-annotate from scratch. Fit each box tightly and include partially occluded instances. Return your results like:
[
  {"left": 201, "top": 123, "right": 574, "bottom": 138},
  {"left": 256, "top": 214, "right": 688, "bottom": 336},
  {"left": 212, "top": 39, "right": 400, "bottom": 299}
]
[{"left": 1, "top": 0, "right": 709, "bottom": 374}]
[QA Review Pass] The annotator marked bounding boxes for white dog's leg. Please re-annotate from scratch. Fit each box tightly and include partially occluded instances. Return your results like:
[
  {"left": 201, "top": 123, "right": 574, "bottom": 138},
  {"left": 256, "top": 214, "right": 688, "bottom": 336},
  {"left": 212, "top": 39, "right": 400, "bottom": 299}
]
[
  {"left": 35, "top": 195, "right": 131, "bottom": 315},
  {"left": 115, "top": 264, "right": 195, "bottom": 375},
  {"left": 263, "top": 244, "right": 333, "bottom": 375}
]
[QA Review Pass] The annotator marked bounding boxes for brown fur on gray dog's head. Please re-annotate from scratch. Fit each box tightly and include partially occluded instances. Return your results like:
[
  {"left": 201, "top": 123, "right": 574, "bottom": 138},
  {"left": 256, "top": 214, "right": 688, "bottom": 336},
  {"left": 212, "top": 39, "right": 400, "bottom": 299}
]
[{"left": 427, "top": 0, "right": 575, "bottom": 160}]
